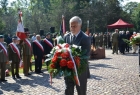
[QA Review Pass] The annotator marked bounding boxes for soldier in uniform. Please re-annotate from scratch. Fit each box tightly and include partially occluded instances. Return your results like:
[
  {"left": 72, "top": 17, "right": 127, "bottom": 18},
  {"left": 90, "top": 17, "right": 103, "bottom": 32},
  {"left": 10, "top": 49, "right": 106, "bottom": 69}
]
[
  {"left": 112, "top": 29, "right": 119, "bottom": 54},
  {"left": 8, "top": 36, "right": 21, "bottom": 79},
  {"left": 0, "top": 35, "right": 8, "bottom": 82},
  {"left": 94, "top": 33, "right": 99, "bottom": 48},
  {"left": 107, "top": 32, "right": 111, "bottom": 49},
  {"left": 99, "top": 32, "right": 103, "bottom": 47},
  {"left": 22, "top": 28, "right": 32, "bottom": 76},
  {"left": 103, "top": 33, "right": 107, "bottom": 48}
]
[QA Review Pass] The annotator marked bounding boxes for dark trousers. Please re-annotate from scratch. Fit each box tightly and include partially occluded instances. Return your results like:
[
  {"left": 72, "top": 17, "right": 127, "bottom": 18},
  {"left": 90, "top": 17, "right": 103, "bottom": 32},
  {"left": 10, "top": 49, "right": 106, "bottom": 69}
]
[
  {"left": 35, "top": 57, "right": 42, "bottom": 72},
  {"left": 126, "top": 44, "right": 130, "bottom": 52},
  {"left": 11, "top": 62, "right": 19, "bottom": 77},
  {"left": 120, "top": 44, "right": 125, "bottom": 54},
  {"left": 64, "top": 65, "right": 88, "bottom": 95},
  {"left": 0, "top": 62, "right": 6, "bottom": 80}
]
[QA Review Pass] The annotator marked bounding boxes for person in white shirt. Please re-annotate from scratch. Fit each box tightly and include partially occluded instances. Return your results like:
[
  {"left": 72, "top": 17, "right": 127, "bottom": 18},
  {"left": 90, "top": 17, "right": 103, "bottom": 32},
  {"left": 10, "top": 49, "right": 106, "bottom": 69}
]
[{"left": 31, "top": 33, "right": 36, "bottom": 42}]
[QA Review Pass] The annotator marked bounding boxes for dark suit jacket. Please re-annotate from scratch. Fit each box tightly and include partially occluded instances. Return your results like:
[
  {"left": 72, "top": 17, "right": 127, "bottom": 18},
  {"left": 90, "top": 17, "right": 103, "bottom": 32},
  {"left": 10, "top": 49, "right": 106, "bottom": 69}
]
[
  {"left": 33, "top": 40, "right": 44, "bottom": 58},
  {"left": 43, "top": 38, "right": 53, "bottom": 55},
  {"left": 6, "top": 37, "right": 12, "bottom": 45},
  {"left": 64, "top": 31, "right": 91, "bottom": 59},
  {"left": 119, "top": 33, "right": 127, "bottom": 45}
]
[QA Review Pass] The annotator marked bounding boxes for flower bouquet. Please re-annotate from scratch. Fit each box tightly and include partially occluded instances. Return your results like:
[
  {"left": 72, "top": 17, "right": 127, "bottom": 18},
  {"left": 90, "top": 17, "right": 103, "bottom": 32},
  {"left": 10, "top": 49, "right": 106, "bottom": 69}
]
[
  {"left": 123, "top": 33, "right": 140, "bottom": 45},
  {"left": 45, "top": 43, "right": 88, "bottom": 86},
  {"left": 130, "top": 33, "right": 140, "bottom": 45}
]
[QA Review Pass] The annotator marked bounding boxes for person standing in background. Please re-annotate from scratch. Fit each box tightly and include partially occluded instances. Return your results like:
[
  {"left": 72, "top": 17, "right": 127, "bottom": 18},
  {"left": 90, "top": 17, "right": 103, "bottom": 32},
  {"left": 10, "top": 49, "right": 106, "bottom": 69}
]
[
  {"left": 99, "top": 32, "right": 103, "bottom": 47},
  {"left": 103, "top": 33, "right": 107, "bottom": 48},
  {"left": 43, "top": 32, "right": 53, "bottom": 67},
  {"left": 112, "top": 29, "right": 119, "bottom": 54},
  {"left": 8, "top": 36, "right": 21, "bottom": 79},
  {"left": 33, "top": 35, "right": 44, "bottom": 74},
  {"left": 31, "top": 33, "right": 36, "bottom": 42},
  {"left": 6, "top": 34, "right": 12, "bottom": 45},
  {"left": 131, "top": 32, "right": 138, "bottom": 54},
  {"left": 0, "top": 35, "right": 8, "bottom": 82},
  {"left": 22, "top": 28, "right": 32, "bottom": 76},
  {"left": 95, "top": 33, "right": 99, "bottom": 48}
]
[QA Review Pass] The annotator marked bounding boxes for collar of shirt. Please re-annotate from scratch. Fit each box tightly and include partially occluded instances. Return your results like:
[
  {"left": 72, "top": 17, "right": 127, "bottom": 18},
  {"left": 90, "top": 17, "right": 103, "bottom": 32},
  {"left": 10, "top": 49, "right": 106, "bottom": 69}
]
[
  {"left": 12, "top": 42, "right": 17, "bottom": 45},
  {"left": 71, "top": 30, "right": 81, "bottom": 37}
]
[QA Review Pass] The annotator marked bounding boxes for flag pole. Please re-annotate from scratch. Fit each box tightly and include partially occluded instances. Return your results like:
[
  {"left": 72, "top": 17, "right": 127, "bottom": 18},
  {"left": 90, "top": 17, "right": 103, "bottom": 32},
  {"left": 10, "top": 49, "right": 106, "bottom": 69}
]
[
  {"left": 62, "top": 15, "right": 65, "bottom": 34},
  {"left": 86, "top": 20, "right": 89, "bottom": 36}
]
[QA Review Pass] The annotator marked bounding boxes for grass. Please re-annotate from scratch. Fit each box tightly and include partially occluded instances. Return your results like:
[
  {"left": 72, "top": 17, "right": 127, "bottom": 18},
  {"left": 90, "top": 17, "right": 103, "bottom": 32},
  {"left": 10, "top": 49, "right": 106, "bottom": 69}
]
[{"left": 18, "top": 63, "right": 47, "bottom": 73}]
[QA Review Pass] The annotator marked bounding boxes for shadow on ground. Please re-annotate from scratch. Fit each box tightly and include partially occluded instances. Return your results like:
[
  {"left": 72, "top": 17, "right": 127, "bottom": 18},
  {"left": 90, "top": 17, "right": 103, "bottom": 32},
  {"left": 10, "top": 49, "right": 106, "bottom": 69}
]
[
  {"left": 123, "top": 53, "right": 138, "bottom": 56},
  {"left": 0, "top": 70, "right": 61, "bottom": 93},
  {"left": 89, "top": 63, "right": 118, "bottom": 70},
  {"left": 89, "top": 74, "right": 104, "bottom": 80}
]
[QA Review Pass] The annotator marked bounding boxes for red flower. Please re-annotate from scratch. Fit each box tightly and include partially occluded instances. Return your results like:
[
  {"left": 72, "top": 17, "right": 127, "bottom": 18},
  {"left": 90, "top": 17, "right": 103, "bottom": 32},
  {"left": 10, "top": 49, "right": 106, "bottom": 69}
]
[
  {"left": 50, "top": 63, "right": 55, "bottom": 69},
  {"left": 64, "top": 43, "right": 70, "bottom": 48},
  {"left": 61, "top": 51, "right": 69, "bottom": 59},
  {"left": 52, "top": 56, "right": 58, "bottom": 63},
  {"left": 55, "top": 51, "right": 61, "bottom": 56},
  {"left": 59, "top": 59, "right": 67, "bottom": 67},
  {"left": 67, "top": 60, "right": 74, "bottom": 69},
  {"left": 57, "top": 44, "right": 62, "bottom": 49},
  {"left": 74, "top": 56, "right": 80, "bottom": 68}
]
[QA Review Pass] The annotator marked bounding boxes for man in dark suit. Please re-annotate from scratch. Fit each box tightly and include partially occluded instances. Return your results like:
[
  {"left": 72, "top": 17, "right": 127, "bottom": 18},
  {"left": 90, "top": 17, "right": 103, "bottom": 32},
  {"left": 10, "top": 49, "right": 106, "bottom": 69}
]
[
  {"left": 64, "top": 16, "right": 91, "bottom": 95},
  {"left": 6, "top": 34, "right": 12, "bottom": 45},
  {"left": 126, "top": 31, "right": 131, "bottom": 52},
  {"left": 119, "top": 31, "right": 127, "bottom": 54},
  {"left": 33, "top": 35, "right": 44, "bottom": 74},
  {"left": 43, "top": 32, "right": 53, "bottom": 55},
  {"left": 43, "top": 32, "right": 53, "bottom": 67}
]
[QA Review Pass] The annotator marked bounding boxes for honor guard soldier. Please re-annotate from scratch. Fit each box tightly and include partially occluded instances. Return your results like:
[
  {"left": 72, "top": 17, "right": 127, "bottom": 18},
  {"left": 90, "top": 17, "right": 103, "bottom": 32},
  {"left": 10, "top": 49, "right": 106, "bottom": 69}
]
[
  {"left": 8, "top": 36, "right": 21, "bottom": 79},
  {"left": 22, "top": 28, "right": 32, "bottom": 76},
  {"left": 0, "top": 35, "right": 8, "bottom": 82}
]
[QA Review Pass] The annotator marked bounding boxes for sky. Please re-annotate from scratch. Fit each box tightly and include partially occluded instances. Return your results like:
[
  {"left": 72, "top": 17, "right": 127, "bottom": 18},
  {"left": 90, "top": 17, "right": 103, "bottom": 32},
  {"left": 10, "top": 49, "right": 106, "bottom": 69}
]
[
  {"left": 122, "top": 0, "right": 140, "bottom": 5},
  {"left": 7, "top": 0, "right": 140, "bottom": 6}
]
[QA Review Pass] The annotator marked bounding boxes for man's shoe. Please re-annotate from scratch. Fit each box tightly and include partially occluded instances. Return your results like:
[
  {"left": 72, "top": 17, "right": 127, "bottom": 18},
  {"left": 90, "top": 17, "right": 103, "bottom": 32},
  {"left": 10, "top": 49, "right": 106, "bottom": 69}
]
[
  {"left": 1, "top": 79, "right": 7, "bottom": 82},
  {"left": 12, "top": 76, "right": 16, "bottom": 79},
  {"left": 28, "top": 73, "right": 31, "bottom": 75},
  {"left": 35, "top": 72, "right": 40, "bottom": 74},
  {"left": 16, "top": 76, "right": 21, "bottom": 79},
  {"left": 39, "top": 71, "right": 43, "bottom": 73}
]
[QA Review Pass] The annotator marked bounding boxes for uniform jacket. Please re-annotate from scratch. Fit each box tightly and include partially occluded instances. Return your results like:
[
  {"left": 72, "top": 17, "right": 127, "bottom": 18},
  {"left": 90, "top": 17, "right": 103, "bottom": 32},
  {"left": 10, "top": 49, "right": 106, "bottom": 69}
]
[
  {"left": 22, "top": 39, "right": 32, "bottom": 56},
  {"left": 0, "top": 42, "right": 8, "bottom": 63},
  {"left": 8, "top": 43, "right": 20, "bottom": 62}
]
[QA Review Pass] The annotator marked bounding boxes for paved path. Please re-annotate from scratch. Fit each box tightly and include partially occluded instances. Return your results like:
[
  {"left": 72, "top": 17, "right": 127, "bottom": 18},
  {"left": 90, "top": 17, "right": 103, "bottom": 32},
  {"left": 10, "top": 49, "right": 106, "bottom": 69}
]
[{"left": 0, "top": 50, "right": 140, "bottom": 95}]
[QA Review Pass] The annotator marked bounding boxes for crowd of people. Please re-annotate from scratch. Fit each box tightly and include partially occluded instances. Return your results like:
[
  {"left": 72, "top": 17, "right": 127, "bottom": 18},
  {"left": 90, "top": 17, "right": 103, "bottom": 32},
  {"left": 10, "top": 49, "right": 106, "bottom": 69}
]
[
  {"left": 0, "top": 28, "right": 54, "bottom": 81},
  {"left": 0, "top": 16, "right": 139, "bottom": 95},
  {"left": 89, "top": 29, "right": 139, "bottom": 55}
]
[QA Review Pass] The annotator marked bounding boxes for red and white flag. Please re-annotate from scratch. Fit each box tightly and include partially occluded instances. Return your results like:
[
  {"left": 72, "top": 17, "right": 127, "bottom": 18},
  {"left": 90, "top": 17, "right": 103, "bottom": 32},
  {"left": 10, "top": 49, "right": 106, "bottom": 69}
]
[{"left": 16, "top": 10, "right": 26, "bottom": 40}]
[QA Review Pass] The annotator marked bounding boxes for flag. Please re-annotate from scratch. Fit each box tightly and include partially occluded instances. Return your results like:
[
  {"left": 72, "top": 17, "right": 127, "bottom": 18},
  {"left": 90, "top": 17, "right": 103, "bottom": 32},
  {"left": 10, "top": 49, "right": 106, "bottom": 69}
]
[
  {"left": 16, "top": 10, "right": 26, "bottom": 40},
  {"left": 59, "top": 15, "right": 66, "bottom": 37}
]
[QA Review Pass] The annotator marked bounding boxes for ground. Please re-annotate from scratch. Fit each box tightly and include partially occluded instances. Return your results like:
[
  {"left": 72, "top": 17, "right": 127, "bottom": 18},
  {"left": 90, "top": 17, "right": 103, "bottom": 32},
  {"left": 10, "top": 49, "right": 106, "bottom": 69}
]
[{"left": 0, "top": 49, "right": 140, "bottom": 95}]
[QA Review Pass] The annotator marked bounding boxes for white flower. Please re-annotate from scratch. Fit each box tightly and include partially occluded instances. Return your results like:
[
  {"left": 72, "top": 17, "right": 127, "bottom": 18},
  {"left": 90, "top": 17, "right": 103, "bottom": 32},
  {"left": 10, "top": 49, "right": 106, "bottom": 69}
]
[
  {"left": 134, "top": 35, "right": 140, "bottom": 39},
  {"left": 72, "top": 44, "right": 78, "bottom": 48}
]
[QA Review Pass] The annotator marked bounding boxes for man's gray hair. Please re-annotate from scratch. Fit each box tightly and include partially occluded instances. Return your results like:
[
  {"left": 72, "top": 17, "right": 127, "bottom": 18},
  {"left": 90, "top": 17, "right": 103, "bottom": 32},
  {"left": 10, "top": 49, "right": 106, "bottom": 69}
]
[
  {"left": 126, "top": 31, "right": 129, "bottom": 33},
  {"left": 36, "top": 34, "right": 40, "bottom": 37},
  {"left": 69, "top": 16, "right": 82, "bottom": 25}
]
